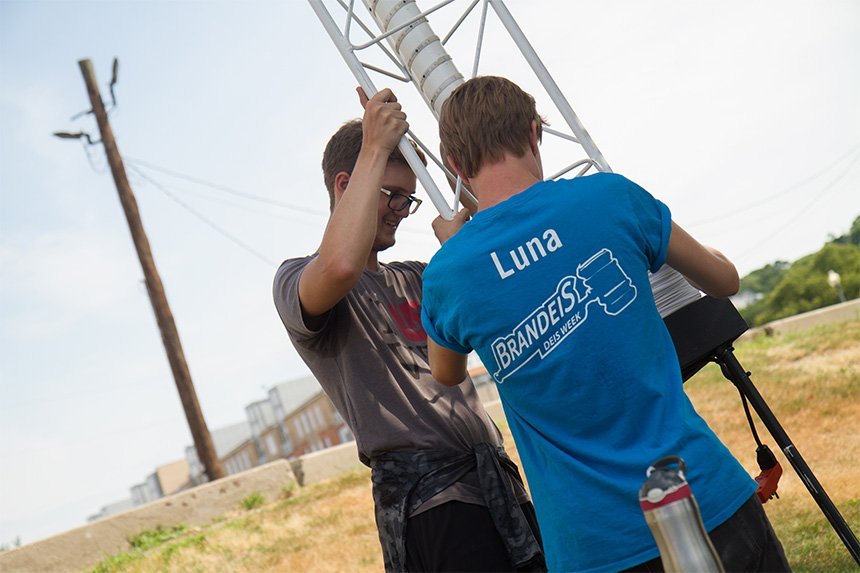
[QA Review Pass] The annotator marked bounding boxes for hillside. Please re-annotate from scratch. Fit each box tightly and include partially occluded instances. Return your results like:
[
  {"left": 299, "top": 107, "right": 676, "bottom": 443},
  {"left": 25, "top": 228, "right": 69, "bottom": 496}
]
[{"left": 90, "top": 320, "right": 860, "bottom": 573}]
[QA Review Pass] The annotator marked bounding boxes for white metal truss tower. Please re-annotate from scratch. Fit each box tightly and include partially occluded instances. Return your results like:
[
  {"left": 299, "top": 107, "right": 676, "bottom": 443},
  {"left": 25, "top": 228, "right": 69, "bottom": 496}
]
[{"left": 308, "top": 0, "right": 701, "bottom": 313}]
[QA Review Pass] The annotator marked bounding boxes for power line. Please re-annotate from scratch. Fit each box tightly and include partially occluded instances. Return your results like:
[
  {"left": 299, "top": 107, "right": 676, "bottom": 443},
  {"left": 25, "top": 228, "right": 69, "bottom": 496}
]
[
  {"left": 735, "top": 153, "right": 860, "bottom": 262},
  {"left": 124, "top": 156, "right": 329, "bottom": 217},
  {"left": 126, "top": 167, "right": 433, "bottom": 253},
  {"left": 688, "top": 142, "right": 860, "bottom": 228},
  {"left": 124, "top": 156, "right": 436, "bottom": 239},
  {"left": 125, "top": 169, "right": 320, "bottom": 225},
  {"left": 127, "top": 164, "right": 276, "bottom": 266}
]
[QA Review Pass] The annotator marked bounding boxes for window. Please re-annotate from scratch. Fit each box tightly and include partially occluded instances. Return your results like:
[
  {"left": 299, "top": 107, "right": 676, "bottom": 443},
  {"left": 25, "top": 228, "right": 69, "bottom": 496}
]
[
  {"left": 131, "top": 485, "right": 146, "bottom": 506},
  {"left": 266, "top": 434, "right": 279, "bottom": 456},
  {"left": 338, "top": 425, "right": 355, "bottom": 443},
  {"left": 146, "top": 474, "right": 162, "bottom": 500},
  {"left": 312, "top": 404, "right": 324, "bottom": 428},
  {"left": 281, "top": 424, "right": 293, "bottom": 454}
]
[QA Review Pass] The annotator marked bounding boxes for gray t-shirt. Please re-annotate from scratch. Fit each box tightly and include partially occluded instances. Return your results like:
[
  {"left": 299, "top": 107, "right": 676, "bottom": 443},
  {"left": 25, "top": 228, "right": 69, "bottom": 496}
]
[{"left": 273, "top": 256, "right": 504, "bottom": 465}]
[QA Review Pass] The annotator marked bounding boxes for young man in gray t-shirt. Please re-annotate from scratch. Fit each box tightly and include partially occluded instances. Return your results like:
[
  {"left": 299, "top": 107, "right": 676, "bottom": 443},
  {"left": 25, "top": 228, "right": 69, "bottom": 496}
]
[{"left": 273, "top": 88, "right": 544, "bottom": 572}]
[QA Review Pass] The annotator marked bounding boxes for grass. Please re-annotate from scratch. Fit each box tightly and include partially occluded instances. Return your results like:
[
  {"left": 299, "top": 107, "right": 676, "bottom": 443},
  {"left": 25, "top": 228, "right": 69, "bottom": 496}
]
[
  {"left": 87, "top": 320, "right": 860, "bottom": 572},
  {"left": 89, "top": 525, "right": 191, "bottom": 573},
  {"left": 683, "top": 321, "right": 860, "bottom": 572},
  {"left": 240, "top": 492, "right": 266, "bottom": 511}
]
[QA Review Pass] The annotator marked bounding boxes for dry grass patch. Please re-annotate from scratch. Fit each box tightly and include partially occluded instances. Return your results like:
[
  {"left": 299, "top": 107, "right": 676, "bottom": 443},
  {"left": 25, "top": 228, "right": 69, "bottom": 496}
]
[
  {"left": 685, "top": 320, "right": 860, "bottom": 572},
  {"left": 89, "top": 320, "right": 860, "bottom": 573}
]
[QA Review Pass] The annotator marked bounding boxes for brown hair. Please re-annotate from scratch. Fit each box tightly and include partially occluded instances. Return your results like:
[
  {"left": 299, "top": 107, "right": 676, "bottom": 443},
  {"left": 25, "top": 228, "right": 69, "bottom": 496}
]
[
  {"left": 321, "top": 120, "right": 426, "bottom": 211},
  {"left": 439, "top": 76, "right": 544, "bottom": 178}
]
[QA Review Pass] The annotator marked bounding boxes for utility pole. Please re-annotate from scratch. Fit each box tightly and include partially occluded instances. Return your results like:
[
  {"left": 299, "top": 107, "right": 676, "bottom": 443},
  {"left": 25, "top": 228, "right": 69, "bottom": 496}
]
[{"left": 76, "top": 58, "right": 224, "bottom": 481}]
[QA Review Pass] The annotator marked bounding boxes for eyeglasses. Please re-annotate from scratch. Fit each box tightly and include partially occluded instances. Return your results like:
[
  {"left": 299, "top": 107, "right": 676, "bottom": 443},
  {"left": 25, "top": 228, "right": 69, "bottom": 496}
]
[{"left": 381, "top": 188, "right": 422, "bottom": 214}]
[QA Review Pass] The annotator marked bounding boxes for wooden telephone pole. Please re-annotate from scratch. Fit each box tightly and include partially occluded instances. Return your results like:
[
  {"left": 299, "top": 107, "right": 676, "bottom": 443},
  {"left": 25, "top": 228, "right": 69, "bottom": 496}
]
[{"left": 77, "top": 58, "right": 224, "bottom": 481}]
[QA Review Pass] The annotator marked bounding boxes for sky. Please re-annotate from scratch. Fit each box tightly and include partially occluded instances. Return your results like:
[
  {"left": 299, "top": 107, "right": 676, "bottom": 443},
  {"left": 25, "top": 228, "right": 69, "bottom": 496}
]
[{"left": 1, "top": 0, "right": 858, "bottom": 547}]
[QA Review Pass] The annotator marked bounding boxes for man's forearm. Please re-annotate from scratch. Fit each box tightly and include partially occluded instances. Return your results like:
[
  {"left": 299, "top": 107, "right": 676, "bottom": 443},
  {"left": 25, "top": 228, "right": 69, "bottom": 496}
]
[
  {"left": 666, "top": 222, "right": 740, "bottom": 298},
  {"left": 317, "top": 148, "right": 388, "bottom": 274}
]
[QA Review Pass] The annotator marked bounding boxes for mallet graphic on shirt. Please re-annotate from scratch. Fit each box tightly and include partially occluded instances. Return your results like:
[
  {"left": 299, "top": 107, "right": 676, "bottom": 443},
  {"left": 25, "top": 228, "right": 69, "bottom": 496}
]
[{"left": 491, "top": 248, "right": 637, "bottom": 383}]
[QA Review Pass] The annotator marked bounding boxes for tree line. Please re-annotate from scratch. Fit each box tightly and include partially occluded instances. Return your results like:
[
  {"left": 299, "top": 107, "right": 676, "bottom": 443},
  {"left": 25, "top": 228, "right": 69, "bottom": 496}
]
[{"left": 738, "top": 215, "right": 860, "bottom": 326}]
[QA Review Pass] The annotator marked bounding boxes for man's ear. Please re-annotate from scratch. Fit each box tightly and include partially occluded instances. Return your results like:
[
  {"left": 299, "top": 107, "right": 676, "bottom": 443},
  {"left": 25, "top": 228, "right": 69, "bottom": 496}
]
[
  {"left": 446, "top": 155, "right": 470, "bottom": 187},
  {"left": 529, "top": 120, "right": 540, "bottom": 156},
  {"left": 333, "top": 171, "right": 350, "bottom": 203}
]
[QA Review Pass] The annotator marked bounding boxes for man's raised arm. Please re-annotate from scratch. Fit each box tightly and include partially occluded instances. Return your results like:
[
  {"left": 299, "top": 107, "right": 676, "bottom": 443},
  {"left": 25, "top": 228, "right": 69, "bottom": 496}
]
[{"left": 298, "top": 88, "right": 407, "bottom": 323}]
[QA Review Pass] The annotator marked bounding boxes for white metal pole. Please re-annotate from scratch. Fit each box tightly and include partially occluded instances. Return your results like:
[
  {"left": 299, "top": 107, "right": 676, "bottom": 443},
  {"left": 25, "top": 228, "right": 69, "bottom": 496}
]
[
  {"left": 307, "top": 0, "right": 456, "bottom": 219},
  {"left": 489, "top": 0, "right": 612, "bottom": 173}
]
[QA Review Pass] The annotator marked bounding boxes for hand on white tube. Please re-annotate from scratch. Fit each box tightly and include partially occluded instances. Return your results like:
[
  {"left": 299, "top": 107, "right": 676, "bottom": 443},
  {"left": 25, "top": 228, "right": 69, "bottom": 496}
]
[
  {"left": 357, "top": 87, "right": 409, "bottom": 157},
  {"left": 432, "top": 207, "right": 472, "bottom": 245}
]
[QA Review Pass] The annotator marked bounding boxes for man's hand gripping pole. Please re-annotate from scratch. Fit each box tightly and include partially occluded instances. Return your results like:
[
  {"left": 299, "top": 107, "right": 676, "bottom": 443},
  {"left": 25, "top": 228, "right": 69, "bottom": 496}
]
[{"left": 308, "top": 0, "right": 465, "bottom": 220}]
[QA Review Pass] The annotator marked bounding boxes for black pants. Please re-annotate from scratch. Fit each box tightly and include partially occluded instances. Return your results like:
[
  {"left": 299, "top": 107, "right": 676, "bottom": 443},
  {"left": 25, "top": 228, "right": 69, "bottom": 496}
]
[
  {"left": 626, "top": 495, "right": 792, "bottom": 572},
  {"left": 405, "top": 501, "right": 546, "bottom": 572}
]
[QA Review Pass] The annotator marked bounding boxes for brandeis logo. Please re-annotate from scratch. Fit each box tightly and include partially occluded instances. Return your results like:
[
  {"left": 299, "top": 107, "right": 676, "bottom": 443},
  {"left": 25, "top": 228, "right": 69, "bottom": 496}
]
[{"left": 491, "top": 248, "right": 637, "bottom": 382}]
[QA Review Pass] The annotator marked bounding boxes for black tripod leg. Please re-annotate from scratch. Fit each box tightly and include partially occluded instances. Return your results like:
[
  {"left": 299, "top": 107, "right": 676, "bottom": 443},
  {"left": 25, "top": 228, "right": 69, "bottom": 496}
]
[{"left": 714, "top": 346, "right": 860, "bottom": 565}]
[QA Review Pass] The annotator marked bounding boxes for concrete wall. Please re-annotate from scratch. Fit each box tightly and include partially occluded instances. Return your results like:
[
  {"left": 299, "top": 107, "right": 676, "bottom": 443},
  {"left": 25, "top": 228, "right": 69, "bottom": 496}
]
[
  {"left": 741, "top": 298, "right": 860, "bottom": 340},
  {"left": 289, "top": 441, "right": 363, "bottom": 486},
  {"left": 284, "top": 398, "right": 511, "bottom": 486},
  {"left": 0, "top": 461, "right": 298, "bottom": 573}
]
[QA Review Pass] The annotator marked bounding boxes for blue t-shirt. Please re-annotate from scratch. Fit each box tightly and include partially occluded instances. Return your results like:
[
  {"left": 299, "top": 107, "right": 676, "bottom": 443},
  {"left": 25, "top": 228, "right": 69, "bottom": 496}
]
[{"left": 421, "top": 173, "right": 756, "bottom": 572}]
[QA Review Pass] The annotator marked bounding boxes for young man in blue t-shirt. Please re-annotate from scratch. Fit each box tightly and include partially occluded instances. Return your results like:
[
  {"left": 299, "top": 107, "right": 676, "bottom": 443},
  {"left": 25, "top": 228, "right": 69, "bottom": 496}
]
[{"left": 421, "top": 76, "right": 791, "bottom": 572}]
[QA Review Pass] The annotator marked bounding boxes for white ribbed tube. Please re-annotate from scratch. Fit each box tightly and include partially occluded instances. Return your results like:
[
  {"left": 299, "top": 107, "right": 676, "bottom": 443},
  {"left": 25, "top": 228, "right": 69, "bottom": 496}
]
[{"left": 363, "top": 0, "right": 465, "bottom": 116}]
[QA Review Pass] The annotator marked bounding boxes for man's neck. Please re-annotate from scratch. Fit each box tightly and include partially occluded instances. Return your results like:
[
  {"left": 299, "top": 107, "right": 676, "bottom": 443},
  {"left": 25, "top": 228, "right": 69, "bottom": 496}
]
[
  {"left": 471, "top": 154, "right": 541, "bottom": 211},
  {"left": 366, "top": 252, "right": 380, "bottom": 272}
]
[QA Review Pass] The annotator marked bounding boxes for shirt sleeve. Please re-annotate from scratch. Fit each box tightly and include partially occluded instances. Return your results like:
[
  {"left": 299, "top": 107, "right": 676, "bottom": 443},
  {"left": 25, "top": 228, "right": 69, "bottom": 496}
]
[
  {"left": 622, "top": 176, "right": 672, "bottom": 273},
  {"left": 420, "top": 304, "right": 472, "bottom": 354},
  {"left": 420, "top": 261, "right": 472, "bottom": 355},
  {"left": 272, "top": 256, "right": 332, "bottom": 341}
]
